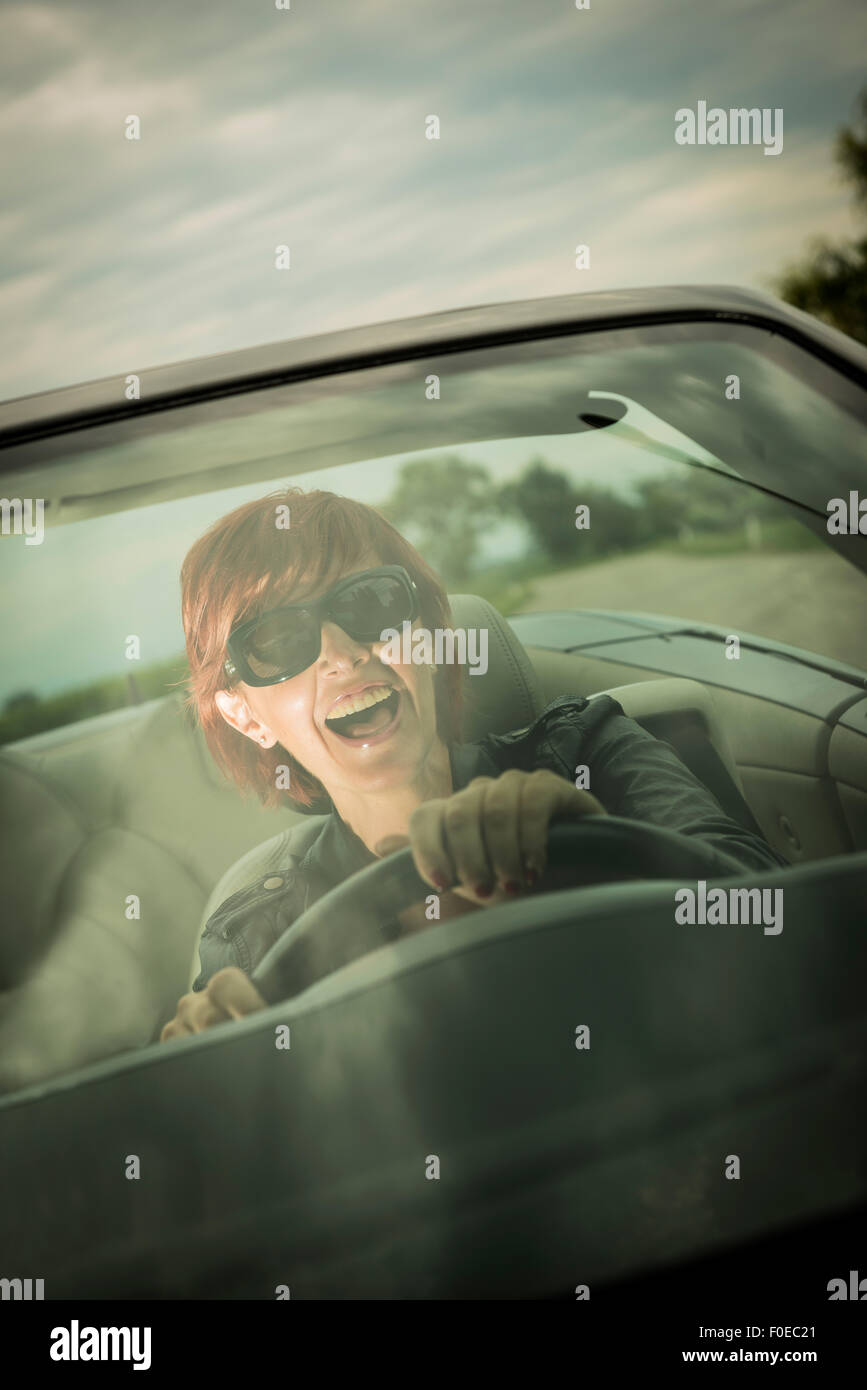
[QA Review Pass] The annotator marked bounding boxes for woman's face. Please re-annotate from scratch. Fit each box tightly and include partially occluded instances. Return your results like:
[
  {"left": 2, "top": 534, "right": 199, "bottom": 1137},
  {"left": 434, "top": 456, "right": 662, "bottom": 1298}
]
[{"left": 215, "top": 551, "right": 445, "bottom": 803}]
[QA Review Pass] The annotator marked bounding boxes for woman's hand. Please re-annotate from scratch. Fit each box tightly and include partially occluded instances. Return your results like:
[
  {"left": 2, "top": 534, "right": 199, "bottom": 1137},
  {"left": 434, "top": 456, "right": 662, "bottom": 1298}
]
[
  {"left": 403, "top": 768, "right": 606, "bottom": 907},
  {"left": 160, "top": 967, "right": 266, "bottom": 1042}
]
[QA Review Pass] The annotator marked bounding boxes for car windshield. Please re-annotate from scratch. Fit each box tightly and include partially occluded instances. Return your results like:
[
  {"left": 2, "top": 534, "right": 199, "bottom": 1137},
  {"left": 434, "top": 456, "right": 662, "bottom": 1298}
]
[
  {"left": 2, "top": 311, "right": 867, "bottom": 1308},
  {"left": 1, "top": 320, "right": 865, "bottom": 741}
]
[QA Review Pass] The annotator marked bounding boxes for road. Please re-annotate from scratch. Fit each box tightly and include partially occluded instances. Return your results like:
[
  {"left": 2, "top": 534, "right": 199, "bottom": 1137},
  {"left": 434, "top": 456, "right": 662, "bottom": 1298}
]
[{"left": 514, "top": 550, "right": 867, "bottom": 672}]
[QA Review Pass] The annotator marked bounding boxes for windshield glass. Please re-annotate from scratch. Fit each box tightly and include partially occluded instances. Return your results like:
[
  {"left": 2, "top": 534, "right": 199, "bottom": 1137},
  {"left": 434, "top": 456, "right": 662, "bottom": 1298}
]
[{"left": 1, "top": 320, "right": 866, "bottom": 743}]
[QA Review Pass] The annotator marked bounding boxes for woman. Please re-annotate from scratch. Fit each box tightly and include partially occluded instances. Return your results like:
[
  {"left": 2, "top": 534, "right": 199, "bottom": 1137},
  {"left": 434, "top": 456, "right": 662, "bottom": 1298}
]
[{"left": 161, "top": 487, "right": 786, "bottom": 1041}]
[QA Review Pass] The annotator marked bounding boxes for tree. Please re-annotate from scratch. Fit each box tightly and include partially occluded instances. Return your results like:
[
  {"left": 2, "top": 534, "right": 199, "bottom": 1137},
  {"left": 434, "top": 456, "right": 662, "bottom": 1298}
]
[
  {"left": 634, "top": 468, "right": 779, "bottom": 537},
  {"left": 380, "top": 455, "right": 497, "bottom": 586},
  {"left": 774, "top": 87, "right": 867, "bottom": 344},
  {"left": 498, "top": 460, "right": 578, "bottom": 564},
  {"left": 2, "top": 690, "right": 39, "bottom": 713},
  {"left": 499, "top": 459, "right": 645, "bottom": 565}
]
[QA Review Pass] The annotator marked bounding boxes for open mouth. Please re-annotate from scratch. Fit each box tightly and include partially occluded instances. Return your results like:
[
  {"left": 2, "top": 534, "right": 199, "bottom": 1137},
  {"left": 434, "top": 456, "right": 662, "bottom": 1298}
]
[{"left": 324, "top": 686, "right": 401, "bottom": 742}]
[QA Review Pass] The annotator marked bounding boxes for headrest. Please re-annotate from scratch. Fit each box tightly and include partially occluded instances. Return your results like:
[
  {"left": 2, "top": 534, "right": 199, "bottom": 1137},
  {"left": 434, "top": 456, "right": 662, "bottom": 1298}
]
[{"left": 448, "top": 594, "right": 544, "bottom": 742}]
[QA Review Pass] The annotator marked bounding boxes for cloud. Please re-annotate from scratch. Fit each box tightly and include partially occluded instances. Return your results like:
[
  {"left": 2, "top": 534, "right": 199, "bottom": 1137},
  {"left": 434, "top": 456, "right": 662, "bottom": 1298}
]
[{"left": 0, "top": 0, "right": 863, "bottom": 400}]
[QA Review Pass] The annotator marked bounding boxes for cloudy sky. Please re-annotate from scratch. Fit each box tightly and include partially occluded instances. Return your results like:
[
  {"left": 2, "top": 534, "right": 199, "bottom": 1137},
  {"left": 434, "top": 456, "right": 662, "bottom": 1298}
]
[{"left": 1, "top": 0, "right": 865, "bottom": 403}]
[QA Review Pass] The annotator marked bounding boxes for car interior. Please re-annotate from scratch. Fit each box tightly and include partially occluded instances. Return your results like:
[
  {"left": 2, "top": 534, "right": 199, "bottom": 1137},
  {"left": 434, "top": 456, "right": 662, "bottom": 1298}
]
[
  {"left": 2, "top": 582, "right": 865, "bottom": 1098},
  {"left": 2, "top": 298, "right": 867, "bottom": 1119},
  {"left": 1, "top": 291, "right": 866, "bottom": 1308}
]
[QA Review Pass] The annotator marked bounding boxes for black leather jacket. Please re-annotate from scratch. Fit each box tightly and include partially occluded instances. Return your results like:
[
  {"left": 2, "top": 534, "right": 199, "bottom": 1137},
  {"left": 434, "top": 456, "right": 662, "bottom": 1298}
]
[{"left": 192, "top": 694, "right": 788, "bottom": 992}]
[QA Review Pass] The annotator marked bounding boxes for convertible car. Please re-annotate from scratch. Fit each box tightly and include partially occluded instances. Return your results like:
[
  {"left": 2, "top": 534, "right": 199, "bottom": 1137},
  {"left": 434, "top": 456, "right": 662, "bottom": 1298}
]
[{"left": 0, "top": 286, "right": 865, "bottom": 1301}]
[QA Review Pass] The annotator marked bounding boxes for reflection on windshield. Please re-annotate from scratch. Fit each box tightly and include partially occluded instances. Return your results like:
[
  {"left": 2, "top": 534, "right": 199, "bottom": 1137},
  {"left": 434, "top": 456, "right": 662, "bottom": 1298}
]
[{"left": 1, "top": 322, "right": 866, "bottom": 739}]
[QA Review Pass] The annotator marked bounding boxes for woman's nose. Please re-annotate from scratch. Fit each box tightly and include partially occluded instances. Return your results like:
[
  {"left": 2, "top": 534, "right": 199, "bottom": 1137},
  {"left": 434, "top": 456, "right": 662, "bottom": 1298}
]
[{"left": 318, "top": 619, "right": 369, "bottom": 668}]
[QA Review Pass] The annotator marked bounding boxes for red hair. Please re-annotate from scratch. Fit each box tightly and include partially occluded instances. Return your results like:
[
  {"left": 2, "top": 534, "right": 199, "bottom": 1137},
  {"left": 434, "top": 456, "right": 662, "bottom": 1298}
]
[{"left": 181, "top": 487, "right": 463, "bottom": 810}]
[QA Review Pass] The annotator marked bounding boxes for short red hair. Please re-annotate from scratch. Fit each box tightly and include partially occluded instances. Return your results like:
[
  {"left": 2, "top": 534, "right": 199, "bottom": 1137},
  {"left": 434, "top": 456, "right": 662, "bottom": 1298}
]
[{"left": 181, "top": 487, "right": 463, "bottom": 810}]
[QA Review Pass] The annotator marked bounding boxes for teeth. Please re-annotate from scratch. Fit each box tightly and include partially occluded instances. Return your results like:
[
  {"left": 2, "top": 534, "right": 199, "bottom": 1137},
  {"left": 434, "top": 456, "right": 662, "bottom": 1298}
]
[{"left": 327, "top": 685, "right": 394, "bottom": 722}]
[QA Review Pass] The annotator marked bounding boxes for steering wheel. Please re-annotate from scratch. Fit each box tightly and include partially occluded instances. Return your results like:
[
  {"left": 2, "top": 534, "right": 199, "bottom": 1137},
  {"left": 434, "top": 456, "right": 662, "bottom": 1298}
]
[{"left": 251, "top": 817, "right": 746, "bottom": 1006}]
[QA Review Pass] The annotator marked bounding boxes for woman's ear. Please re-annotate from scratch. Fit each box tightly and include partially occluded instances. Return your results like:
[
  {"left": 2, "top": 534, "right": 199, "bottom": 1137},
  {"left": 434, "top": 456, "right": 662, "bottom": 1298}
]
[{"left": 214, "top": 688, "right": 278, "bottom": 749}]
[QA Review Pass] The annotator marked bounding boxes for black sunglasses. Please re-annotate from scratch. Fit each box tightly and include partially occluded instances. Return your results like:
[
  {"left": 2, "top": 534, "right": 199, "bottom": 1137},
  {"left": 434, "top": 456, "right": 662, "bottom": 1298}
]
[{"left": 224, "top": 565, "right": 420, "bottom": 687}]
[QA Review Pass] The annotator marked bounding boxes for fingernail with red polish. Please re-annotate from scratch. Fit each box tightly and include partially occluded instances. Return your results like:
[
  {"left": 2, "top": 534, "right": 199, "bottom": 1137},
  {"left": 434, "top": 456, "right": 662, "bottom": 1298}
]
[
  {"left": 475, "top": 883, "right": 493, "bottom": 898},
  {"left": 525, "top": 867, "right": 538, "bottom": 886},
  {"left": 431, "top": 872, "right": 450, "bottom": 890},
  {"left": 504, "top": 880, "right": 521, "bottom": 895}
]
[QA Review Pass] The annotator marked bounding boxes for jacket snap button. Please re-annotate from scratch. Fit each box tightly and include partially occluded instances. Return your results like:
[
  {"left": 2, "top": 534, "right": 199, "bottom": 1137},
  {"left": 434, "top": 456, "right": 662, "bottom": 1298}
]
[
  {"left": 263, "top": 876, "right": 284, "bottom": 890},
  {"left": 778, "top": 816, "right": 800, "bottom": 850}
]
